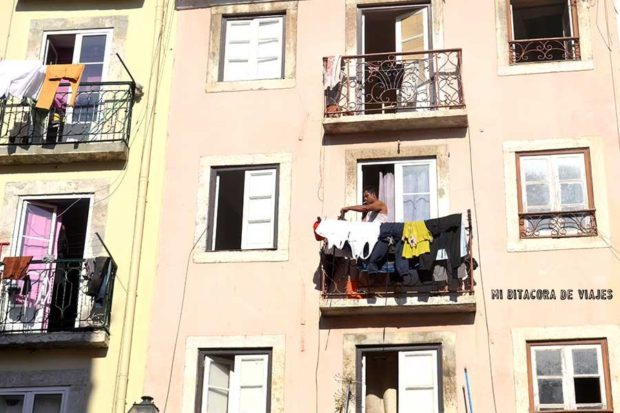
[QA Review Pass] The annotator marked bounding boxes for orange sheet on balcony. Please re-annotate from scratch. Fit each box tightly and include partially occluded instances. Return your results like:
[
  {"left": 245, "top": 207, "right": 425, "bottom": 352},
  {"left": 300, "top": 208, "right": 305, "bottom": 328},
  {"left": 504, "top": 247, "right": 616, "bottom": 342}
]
[{"left": 35, "top": 64, "right": 85, "bottom": 110}]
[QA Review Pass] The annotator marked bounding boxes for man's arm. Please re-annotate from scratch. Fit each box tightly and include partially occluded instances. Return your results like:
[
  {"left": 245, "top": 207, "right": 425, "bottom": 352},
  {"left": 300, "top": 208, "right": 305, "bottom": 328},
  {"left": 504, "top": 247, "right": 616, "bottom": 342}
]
[{"left": 341, "top": 200, "right": 384, "bottom": 214}]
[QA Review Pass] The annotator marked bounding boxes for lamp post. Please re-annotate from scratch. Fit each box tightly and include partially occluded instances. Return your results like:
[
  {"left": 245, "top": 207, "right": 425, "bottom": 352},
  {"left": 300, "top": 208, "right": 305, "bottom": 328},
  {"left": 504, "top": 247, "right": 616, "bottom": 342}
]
[{"left": 128, "top": 396, "right": 159, "bottom": 413}]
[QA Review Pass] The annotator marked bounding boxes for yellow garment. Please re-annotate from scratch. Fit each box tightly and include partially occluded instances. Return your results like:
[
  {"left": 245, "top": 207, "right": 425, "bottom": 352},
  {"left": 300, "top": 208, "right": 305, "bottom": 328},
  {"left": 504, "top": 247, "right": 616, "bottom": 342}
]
[
  {"left": 35, "top": 64, "right": 85, "bottom": 110},
  {"left": 402, "top": 221, "right": 433, "bottom": 259}
]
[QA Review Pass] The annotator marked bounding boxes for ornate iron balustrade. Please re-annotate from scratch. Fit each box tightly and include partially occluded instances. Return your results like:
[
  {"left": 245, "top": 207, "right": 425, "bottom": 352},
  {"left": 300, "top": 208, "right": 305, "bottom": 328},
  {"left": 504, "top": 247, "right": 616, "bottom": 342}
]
[
  {"left": 519, "top": 209, "right": 597, "bottom": 239},
  {"left": 0, "top": 257, "right": 116, "bottom": 334},
  {"left": 320, "top": 211, "right": 475, "bottom": 299},
  {"left": 323, "top": 49, "right": 465, "bottom": 117},
  {"left": 509, "top": 37, "right": 581, "bottom": 64},
  {"left": 0, "top": 81, "right": 135, "bottom": 146}
]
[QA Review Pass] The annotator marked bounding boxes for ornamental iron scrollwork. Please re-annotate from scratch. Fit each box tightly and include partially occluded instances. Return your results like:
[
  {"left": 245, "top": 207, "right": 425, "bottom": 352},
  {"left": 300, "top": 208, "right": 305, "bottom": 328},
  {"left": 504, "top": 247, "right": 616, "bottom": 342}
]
[
  {"left": 509, "top": 37, "right": 581, "bottom": 64},
  {"left": 519, "top": 209, "right": 597, "bottom": 239},
  {"left": 0, "top": 81, "right": 135, "bottom": 146},
  {"left": 323, "top": 49, "right": 465, "bottom": 117}
]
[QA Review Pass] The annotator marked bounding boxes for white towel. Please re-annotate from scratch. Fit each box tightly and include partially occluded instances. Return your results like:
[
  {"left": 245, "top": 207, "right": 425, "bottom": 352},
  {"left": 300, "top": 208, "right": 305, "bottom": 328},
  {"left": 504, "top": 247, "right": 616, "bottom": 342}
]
[
  {"left": 0, "top": 60, "right": 46, "bottom": 100},
  {"left": 348, "top": 221, "right": 381, "bottom": 260},
  {"left": 315, "top": 219, "right": 350, "bottom": 250}
]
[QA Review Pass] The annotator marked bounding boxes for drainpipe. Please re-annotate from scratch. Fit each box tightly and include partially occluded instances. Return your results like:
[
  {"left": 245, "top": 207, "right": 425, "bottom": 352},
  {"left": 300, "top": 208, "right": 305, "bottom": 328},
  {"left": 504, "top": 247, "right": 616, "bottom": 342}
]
[{"left": 113, "top": 0, "right": 167, "bottom": 411}]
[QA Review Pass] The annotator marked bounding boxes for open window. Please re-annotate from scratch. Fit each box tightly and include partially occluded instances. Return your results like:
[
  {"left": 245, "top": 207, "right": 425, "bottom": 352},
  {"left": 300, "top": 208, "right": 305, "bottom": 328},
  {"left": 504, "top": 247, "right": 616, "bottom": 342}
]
[
  {"left": 207, "top": 166, "right": 278, "bottom": 251},
  {"left": 354, "top": 5, "right": 434, "bottom": 114},
  {"left": 198, "top": 350, "right": 272, "bottom": 413},
  {"left": 357, "top": 345, "right": 442, "bottom": 413},
  {"left": 1, "top": 197, "right": 92, "bottom": 333},
  {"left": 358, "top": 158, "right": 437, "bottom": 222},
  {"left": 40, "top": 30, "right": 112, "bottom": 141},
  {"left": 508, "top": 0, "right": 580, "bottom": 63},
  {"left": 527, "top": 340, "right": 612, "bottom": 411}
]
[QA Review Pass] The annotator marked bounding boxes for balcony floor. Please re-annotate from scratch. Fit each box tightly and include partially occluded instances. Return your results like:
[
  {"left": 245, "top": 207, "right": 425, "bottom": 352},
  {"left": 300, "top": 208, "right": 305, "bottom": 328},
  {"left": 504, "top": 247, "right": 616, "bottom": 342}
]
[
  {"left": 323, "top": 108, "right": 468, "bottom": 134},
  {"left": 0, "top": 141, "right": 128, "bottom": 165},
  {"left": 0, "top": 330, "right": 109, "bottom": 349},
  {"left": 320, "top": 292, "right": 476, "bottom": 316}
]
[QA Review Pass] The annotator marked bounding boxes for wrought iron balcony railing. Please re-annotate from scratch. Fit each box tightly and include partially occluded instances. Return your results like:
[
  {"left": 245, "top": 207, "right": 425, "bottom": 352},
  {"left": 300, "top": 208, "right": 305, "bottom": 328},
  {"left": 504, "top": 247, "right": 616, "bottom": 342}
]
[
  {"left": 323, "top": 49, "right": 465, "bottom": 117},
  {"left": 0, "top": 257, "right": 116, "bottom": 335},
  {"left": 509, "top": 37, "right": 581, "bottom": 64},
  {"left": 519, "top": 209, "right": 597, "bottom": 239},
  {"left": 0, "top": 81, "right": 135, "bottom": 146},
  {"left": 320, "top": 211, "right": 475, "bottom": 300}
]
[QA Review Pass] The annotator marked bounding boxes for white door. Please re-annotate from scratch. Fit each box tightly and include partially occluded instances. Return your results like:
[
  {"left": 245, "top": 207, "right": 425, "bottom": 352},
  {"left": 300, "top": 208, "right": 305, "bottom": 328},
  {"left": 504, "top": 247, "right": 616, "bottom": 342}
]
[
  {"left": 394, "top": 160, "right": 438, "bottom": 222},
  {"left": 398, "top": 350, "right": 439, "bottom": 413},
  {"left": 395, "top": 8, "right": 431, "bottom": 110},
  {"left": 241, "top": 169, "right": 277, "bottom": 250}
]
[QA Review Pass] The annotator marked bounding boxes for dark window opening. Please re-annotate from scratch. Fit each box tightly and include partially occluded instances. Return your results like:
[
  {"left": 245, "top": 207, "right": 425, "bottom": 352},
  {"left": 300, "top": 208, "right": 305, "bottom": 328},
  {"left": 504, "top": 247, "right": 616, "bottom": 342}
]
[
  {"left": 19, "top": 198, "right": 90, "bottom": 331},
  {"left": 45, "top": 34, "right": 77, "bottom": 65},
  {"left": 356, "top": 345, "right": 443, "bottom": 413},
  {"left": 196, "top": 349, "right": 273, "bottom": 413},
  {"left": 213, "top": 170, "right": 245, "bottom": 250},
  {"left": 509, "top": 0, "right": 579, "bottom": 63},
  {"left": 574, "top": 377, "right": 602, "bottom": 404},
  {"left": 208, "top": 166, "right": 278, "bottom": 251}
]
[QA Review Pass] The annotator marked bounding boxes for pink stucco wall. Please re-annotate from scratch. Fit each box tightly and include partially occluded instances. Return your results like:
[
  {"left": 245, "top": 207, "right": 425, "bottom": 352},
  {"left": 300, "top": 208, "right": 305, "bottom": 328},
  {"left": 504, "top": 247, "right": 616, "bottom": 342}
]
[{"left": 145, "top": 1, "right": 620, "bottom": 412}]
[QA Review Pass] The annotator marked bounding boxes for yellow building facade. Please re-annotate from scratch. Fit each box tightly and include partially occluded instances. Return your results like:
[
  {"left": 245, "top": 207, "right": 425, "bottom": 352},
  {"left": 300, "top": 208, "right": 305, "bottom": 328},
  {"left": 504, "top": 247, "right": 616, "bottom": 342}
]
[{"left": 0, "top": 1, "right": 175, "bottom": 412}]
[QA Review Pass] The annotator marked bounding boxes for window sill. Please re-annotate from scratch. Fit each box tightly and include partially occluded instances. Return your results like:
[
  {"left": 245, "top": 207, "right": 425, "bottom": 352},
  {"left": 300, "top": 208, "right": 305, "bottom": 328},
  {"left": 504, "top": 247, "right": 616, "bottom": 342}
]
[
  {"left": 205, "top": 78, "right": 295, "bottom": 93},
  {"left": 498, "top": 59, "right": 593, "bottom": 76},
  {"left": 193, "top": 248, "right": 288, "bottom": 263},
  {"left": 507, "top": 236, "right": 609, "bottom": 252}
]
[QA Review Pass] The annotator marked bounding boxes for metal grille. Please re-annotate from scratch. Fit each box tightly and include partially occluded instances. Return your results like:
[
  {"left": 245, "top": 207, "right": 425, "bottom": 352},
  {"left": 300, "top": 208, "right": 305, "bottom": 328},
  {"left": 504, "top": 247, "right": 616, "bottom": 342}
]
[
  {"left": 509, "top": 37, "right": 581, "bottom": 64},
  {"left": 0, "top": 257, "right": 116, "bottom": 334},
  {"left": 324, "top": 49, "right": 465, "bottom": 117},
  {"left": 519, "top": 209, "right": 597, "bottom": 239},
  {"left": 0, "top": 81, "right": 135, "bottom": 146}
]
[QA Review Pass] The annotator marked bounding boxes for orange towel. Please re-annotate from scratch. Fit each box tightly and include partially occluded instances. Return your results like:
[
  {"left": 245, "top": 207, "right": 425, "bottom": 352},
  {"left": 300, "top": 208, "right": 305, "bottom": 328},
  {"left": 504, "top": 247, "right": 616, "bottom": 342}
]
[
  {"left": 1, "top": 256, "right": 33, "bottom": 280},
  {"left": 35, "top": 64, "right": 85, "bottom": 110}
]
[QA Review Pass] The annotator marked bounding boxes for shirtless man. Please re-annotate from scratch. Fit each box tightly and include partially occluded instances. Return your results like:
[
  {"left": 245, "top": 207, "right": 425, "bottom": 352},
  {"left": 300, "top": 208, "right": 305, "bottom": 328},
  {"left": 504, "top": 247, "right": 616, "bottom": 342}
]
[{"left": 340, "top": 186, "right": 388, "bottom": 223}]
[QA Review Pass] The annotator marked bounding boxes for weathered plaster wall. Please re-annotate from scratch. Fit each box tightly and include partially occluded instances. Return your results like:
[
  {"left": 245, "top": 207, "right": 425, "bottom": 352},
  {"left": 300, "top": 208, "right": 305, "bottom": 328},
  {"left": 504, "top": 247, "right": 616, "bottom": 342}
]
[
  {"left": 145, "top": 0, "right": 620, "bottom": 412},
  {"left": 0, "top": 0, "right": 176, "bottom": 411}
]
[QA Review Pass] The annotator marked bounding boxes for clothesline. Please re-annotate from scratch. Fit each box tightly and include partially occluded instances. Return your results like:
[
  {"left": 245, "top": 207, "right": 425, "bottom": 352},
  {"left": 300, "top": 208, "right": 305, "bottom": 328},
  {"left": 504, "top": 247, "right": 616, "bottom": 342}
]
[{"left": 316, "top": 211, "right": 475, "bottom": 288}]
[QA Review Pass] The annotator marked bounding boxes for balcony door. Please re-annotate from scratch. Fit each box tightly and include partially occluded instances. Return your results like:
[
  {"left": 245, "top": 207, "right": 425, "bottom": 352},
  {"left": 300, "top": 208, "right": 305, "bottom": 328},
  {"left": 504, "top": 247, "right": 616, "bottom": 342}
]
[
  {"left": 359, "top": 5, "right": 432, "bottom": 114},
  {"left": 0, "top": 202, "right": 60, "bottom": 332},
  {"left": 41, "top": 30, "right": 112, "bottom": 141}
]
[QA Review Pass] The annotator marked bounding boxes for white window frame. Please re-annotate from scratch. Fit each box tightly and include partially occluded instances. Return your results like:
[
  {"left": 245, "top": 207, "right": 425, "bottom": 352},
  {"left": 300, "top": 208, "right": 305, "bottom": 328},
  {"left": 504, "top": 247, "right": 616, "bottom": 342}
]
[
  {"left": 357, "top": 158, "right": 438, "bottom": 221},
  {"left": 530, "top": 343, "right": 608, "bottom": 411},
  {"left": 10, "top": 195, "right": 95, "bottom": 257},
  {"left": 39, "top": 29, "right": 113, "bottom": 81},
  {"left": 221, "top": 15, "right": 285, "bottom": 82},
  {"left": 200, "top": 352, "right": 270, "bottom": 413},
  {"left": 209, "top": 166, "right": 278, "bottom": 251},
  {"left": 0, "top": 387, "right": 69, "bottom": 413},
  {"left": 518, "top": 152, "right": 590, "bottom": 213},
  {"left": 359, "top": 347, "right": 441, "bottom": 413}
]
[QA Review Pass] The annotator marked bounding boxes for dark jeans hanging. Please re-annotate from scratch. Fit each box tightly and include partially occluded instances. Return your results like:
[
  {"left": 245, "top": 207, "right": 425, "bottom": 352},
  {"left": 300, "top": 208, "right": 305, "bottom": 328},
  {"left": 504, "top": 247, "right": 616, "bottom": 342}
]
[{"left": 367, "top": 223, "right": 410, "bottom": 277}]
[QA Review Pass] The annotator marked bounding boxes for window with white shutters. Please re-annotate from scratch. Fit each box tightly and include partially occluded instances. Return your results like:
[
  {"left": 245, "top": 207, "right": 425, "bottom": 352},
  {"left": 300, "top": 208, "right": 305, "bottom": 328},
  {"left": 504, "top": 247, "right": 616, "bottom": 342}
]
[
  {"left": 359, "top": 346, "right": 442, "bottom": 413},
  {"left": 199, "top": 351, "right": 271, "bottom": 413},
  {"left": 208, "top": 165, "right": 278, "bottom": 251},
  {"left": 222, "top": 15, "right": 284, "bottom": 82}
]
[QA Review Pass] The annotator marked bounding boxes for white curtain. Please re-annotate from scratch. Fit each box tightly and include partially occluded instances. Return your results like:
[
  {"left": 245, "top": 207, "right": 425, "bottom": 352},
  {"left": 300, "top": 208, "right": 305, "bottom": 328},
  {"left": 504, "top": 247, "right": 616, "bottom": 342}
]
[{"left": 379, "top": 172, "right": 396, "bottom": 222}]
